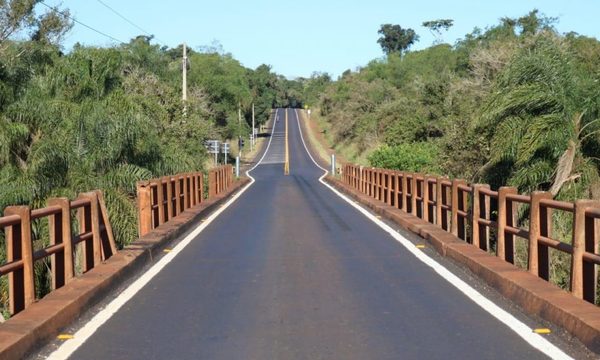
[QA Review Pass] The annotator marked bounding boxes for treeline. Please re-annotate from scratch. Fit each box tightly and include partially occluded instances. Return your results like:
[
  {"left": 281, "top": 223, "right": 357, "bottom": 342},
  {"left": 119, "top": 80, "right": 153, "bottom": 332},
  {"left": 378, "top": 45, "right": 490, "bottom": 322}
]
[
  {"left": 299, "top": 10, "right": 600, "bottom": 203},
  {"left": 0, "top": 2, "right": 298, "bottom": 315}
]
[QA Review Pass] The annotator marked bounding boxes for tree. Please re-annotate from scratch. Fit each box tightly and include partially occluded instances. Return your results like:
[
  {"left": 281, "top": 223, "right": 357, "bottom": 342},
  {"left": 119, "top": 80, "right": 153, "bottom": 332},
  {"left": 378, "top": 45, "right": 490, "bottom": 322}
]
[
  {"left": 0, "top": 1, "right": 72, "bottom": 45},
  {"left": 422, "top": 19, "right": 453, "bottom": 44},
  {"left": 377, "top": 24, "right": 419, "bottom": 55},
  {"left": 479, "top": 34, "right": 600, "bottom": 198}
]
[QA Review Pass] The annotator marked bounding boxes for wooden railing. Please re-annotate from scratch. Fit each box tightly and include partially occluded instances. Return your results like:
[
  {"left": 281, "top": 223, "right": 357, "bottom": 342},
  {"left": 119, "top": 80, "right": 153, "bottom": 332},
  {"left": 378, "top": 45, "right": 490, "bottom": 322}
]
[
  {"left": 342, "top": 163, "right": 600, "bottom": 304},
  {"left": 208, "top": 165, "right": 234, "bottom": 199},
  {"left": 137, "top": 172, "right": 204, "bottom": 237},
  {"left": 137, "top": 165, "right": 234, "bottom": 237},
  {"left": 0, "top": 191, "right": 116, "bottom": 315}
]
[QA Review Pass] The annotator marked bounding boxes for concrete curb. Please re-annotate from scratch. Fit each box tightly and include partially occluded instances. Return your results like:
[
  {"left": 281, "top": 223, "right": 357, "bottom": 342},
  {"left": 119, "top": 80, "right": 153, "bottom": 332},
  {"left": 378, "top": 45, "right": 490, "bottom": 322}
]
[
  {"left": 325, "top": 176, "right": 600, "bottom": 353},
  {"left": 0, "top": 177, "right": 251, "bottom": 360}
]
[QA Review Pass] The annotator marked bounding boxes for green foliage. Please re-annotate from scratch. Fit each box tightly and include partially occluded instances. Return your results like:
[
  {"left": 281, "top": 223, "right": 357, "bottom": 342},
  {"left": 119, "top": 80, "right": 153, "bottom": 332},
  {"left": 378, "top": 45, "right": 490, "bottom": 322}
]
[
  {"left": 377, "top": 24, "right": 419, "bottom": 55},
  {"left": 422, "top": 19, "right": 453, "bottom": 43},
  {"left": 368, "top": 143, "right": 439, "bottom": 173},
  {"left": 481, "top": 33, "right": 600, "bottom": 197}
]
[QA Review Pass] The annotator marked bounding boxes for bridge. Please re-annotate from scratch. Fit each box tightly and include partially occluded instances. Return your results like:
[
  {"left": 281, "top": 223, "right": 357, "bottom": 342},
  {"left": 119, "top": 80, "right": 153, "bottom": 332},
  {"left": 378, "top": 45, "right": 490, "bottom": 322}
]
[{"left": 0, "top": 109, "right": 599, "bottom": 359}]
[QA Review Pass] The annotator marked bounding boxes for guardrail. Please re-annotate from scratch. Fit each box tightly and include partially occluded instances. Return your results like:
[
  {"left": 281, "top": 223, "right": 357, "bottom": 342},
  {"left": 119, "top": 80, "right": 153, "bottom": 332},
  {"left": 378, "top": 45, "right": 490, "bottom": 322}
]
[
  {"left": 208, "top": 165, "right": 234, "bottom": 199},
  {"left": 137, "top": 165, "right": 234, "bottom": 237},
  {"left": 342, "top": 163, "right": 600, "bottom": 304},
  {"left": 0, "top": 190, "right": 116, "bottom": 316}
]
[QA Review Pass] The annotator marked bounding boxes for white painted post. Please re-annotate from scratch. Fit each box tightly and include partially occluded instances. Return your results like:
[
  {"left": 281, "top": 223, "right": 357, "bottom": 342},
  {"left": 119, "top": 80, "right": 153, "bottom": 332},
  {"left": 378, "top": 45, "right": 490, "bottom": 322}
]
[
  {"left": 235, "top": 156, "right": 240, "bottom": 178},
  {"left": 331, "top": 154, "right": 336, "bottom": 176}
]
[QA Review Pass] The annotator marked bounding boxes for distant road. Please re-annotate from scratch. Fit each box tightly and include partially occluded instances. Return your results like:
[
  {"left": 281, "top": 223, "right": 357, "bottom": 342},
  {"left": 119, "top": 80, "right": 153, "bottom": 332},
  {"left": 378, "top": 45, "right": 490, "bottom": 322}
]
[{"left": 52, "top": 109, "right": 573, "bottom": 359}]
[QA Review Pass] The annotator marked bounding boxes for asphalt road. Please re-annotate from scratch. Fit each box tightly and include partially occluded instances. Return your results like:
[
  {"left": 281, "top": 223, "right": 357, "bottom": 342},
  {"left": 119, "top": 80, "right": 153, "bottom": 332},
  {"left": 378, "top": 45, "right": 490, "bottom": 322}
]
[{"left": 63, "top": 109, "right": 563, "bottom": 359}]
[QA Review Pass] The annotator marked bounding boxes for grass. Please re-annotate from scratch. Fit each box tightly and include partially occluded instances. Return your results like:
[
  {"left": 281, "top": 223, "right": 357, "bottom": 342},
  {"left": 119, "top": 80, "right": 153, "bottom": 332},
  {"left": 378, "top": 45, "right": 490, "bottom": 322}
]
[{"left": 306, "top": 109, "right": 374, "bottom": 167}]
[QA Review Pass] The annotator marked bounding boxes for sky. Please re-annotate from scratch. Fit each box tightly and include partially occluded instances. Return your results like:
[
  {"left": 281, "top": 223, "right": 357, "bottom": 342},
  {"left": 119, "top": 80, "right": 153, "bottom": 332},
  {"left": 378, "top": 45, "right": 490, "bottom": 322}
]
[{"left": 43, "top": 0, "right": 600, "bottom": 79}]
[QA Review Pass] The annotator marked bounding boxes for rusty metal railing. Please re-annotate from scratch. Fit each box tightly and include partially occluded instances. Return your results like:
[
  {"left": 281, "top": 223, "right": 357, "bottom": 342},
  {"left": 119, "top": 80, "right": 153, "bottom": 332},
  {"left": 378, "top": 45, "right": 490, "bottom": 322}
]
[
  {"left": 137, "top": 165, "right": 234, "bottom": 237},
  {"left": 208, "top": 165, "right": 234, "bottom": 199},
  {"left": 0, "top": 191, "right": 116, "bottom": 316},
  {"left": 342, "top": 163, "right": 600, "bottom": 304}
]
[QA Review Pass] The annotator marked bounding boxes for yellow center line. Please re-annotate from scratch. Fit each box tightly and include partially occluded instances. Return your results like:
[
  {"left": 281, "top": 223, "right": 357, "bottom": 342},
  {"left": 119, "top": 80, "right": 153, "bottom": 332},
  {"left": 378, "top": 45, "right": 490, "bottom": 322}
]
[{"left": 284, "top": 109, "right": 290, "bottom": 175}]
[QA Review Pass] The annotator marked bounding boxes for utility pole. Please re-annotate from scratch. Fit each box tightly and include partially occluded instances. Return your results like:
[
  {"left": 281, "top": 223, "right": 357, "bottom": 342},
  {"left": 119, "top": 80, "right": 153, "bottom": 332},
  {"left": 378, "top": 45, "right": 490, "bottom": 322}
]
[
  {"left": 251, "top": 102, "right": 255, "bottom": 151},
  {"left": 182, "top": 43, "right": 188, "bottom": 116},
  {"left": 238, "top": 102, "right": 242, "bottom": 159},
  {"left": 284, "top": 109, "right": 289, "bottom": 175}
]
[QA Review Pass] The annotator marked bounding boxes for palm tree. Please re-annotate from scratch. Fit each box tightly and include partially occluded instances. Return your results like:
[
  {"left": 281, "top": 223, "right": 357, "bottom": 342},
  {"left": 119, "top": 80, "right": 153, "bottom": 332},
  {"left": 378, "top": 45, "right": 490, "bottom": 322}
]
[{"left": 479, "top": 33, "right": 600, "bottom": 199}]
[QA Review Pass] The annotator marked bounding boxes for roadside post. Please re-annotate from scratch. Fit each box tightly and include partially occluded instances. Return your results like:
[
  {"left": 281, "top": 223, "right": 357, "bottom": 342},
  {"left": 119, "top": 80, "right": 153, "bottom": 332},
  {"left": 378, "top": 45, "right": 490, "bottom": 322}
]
[
  {"left": 331, "top": 154, "right": 336, "bottom": 176},
  {"left": 221, "top": 142, "right": 230, "bottom": 164}
]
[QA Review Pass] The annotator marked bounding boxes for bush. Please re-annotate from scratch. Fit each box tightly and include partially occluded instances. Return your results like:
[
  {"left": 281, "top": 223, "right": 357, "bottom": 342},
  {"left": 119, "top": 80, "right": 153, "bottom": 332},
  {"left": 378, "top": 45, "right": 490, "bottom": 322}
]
[{"left": 367, "top": 142, "right": 439, "bottom": 173}]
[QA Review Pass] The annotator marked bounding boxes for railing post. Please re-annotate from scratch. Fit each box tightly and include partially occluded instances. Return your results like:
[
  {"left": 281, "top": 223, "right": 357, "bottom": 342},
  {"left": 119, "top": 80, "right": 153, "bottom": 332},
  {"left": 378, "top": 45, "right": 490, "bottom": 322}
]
[
  {"left": 497, "top": 186, "right": 518, "bottom": 263},
  {"left": 174, "top": 176, "right": 182, "bottom": 215},
  {"left": 5, "top": 206, "right": 34, "bottom": 314},
  {"left": 394, "top": 172, "right": 400, "bottom": 209},
  {"left": 80, "top": 192, "right": 102, "bottom": 270},
  {"left": 411, "top": 174, "right": 418, "bottom": 216},
  {"left": 374, "top": 169, "right": 380, "bottom": 201},
  {"left": 367, "top": 168, "right": 372, "bottom": 198},
  {"left": 386, "top": 171, "right": 393, "bottom": 206},
  {"left": 538, "top": 195, "right": 553, "bottom": 281},
  {"left": 385, "top": 171, "right": 391, "bottom": 206},
  {"left": 137, "top": 181, "right": 152, "bottom": 237},
  {"left": 381, "top": 171, "right": 386, "bottom": 203},
  {"left": 401, "top": 173, "right": 408, "bottom": 212},
  {"left": 190, "top": 173, "right": 197, "bottom": 207},
  {"left": 571, "top": 200, "right": 600, "bottom": 302},
  {"left": 48, "top": 197, "right": 74, "bottom": 289},
  {"left": 423, "top": 177, "right": 430, "bottom": 222},
  {"left": 472, "top": 184, "right": 490, "bottom": 250},
  {"left": 198, "top": 173, "right": 204, "bottom": 203},
  {"left": 208, "top": 170, "right": 214, "bottom": 199},
  {"left": 360, "top": 167, "right": 365, "bottom": 194},
  {"left": 436, "top": 177, "right": 443, "bottom": 228},
  {"left": 155, "top": 179, "right": 165, "bottom": 223},
  {"left": 528, "top": 192, "right": 552, "bottom": 277},
  {"left": 164, "top": 178, "right": 173, "bottom": 219},
  {"left": 451, "top": 179, "right": 465, "bottom": 237},
  {"left": 183, "top": 174, "right": 190, "bottom": 210}
]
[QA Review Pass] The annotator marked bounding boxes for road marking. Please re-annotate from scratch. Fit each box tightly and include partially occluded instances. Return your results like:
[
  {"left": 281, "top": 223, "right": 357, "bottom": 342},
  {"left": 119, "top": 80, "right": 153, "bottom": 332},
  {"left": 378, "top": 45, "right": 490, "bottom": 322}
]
[
  {"left": 293, "top": 109, "right": 572, "bottom": 360},
  {"left": 48, "top": 110, "right": 281, "bottom": 360}
]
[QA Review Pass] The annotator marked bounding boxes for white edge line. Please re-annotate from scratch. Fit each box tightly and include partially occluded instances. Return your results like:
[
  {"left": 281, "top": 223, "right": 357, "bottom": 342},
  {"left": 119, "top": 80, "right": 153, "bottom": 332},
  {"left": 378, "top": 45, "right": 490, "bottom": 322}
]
[
  {"left": 293, "top": 109, "right": 571, "bottom": 360},
  {"left": 49, "top": 110, "right": 281, "bottom": 359}
]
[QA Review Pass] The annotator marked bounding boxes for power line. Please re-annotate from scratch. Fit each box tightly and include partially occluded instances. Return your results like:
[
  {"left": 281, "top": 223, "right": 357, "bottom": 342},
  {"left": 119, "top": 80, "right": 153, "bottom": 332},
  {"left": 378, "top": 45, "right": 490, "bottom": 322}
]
[
  {"left": 39, "top": 1, "right": 125, "bottom": 44},
  {"left": 94, "top": 0, "right": 154, "bottom": 38}
]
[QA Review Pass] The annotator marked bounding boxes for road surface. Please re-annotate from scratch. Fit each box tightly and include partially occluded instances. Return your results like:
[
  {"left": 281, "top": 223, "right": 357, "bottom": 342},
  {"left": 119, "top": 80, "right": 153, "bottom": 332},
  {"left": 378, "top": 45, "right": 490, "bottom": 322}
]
[{"left": 50, "top": 109, "right": 578, "bottom": 359}]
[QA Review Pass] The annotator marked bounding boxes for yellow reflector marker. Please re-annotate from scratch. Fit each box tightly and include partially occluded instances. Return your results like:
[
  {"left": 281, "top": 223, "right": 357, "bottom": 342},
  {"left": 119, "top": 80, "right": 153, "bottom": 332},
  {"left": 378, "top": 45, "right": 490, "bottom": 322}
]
[
  {"left": 533, "top": 328, "right": 551, "bottom": 334},
  {"left": 416, "top": 244, "right": 426, "bottom": 249},
  {"left": 57, "top": 334, "right": 74, "bottom": 340},
  {"left": 163, "top": 248, "right": 172, "bottom": 253}
]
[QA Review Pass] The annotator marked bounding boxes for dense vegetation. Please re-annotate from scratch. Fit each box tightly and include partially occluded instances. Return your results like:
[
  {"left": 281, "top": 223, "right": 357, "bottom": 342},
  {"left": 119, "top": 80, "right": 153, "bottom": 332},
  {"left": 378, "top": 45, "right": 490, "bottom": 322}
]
[
  {"left": 0, "top": 1, "right": 297, "bottom": 317},
  {"left": 299, "top": 10, "right": 600, "bottom": 202},
  {"left": 296, "top": 10, "right": 600, "bottom": 292}
]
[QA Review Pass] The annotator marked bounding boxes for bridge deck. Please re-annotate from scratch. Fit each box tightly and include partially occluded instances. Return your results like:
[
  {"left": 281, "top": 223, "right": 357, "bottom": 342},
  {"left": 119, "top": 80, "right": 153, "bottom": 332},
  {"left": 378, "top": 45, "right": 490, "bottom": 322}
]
[{"left": 45, "top": 109, "right": 580, "bottom": 359}]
